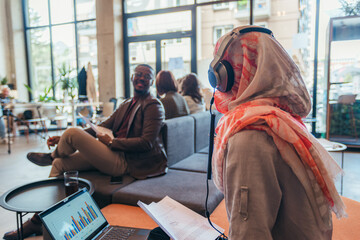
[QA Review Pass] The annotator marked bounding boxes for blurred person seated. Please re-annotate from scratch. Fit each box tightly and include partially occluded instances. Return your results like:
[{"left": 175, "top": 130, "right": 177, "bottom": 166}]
[
  {"left": 156, "top": 70, "right": 189, "bottom": 119},
  {"left": 176, "top": 76, "right": 185, "bottom": 94},
  {"left": 0, "top": 85, "right": 11, "bottom": 143},
  {"left": 181, "top": 73, "right": 206, "bottom": 114},
  {"left": 76, "top": 96, "right": 94, "bottom": 127},
  {"left": 3, "top": 64, "right": 168, "bottom": 240},
  {"left": 201, "top": 87, "right": 214, "bottom": 111}
]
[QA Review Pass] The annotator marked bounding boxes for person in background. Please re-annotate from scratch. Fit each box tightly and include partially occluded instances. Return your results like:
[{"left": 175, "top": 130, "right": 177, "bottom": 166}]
[
  {"left": 3, "top": 64, "right": 168, "bottom": 240},
  {"left": 210, "top": 25, "right": 346, "bottom": 239},
  {"left": 156, "top": 70, "right": 189, "bottom": 119},
  {"left": 181, "top": 73, "right": 206, "bottom": 114},
  {"left": 76, "top": 96, "right": 94, "bottom": 127},
  {"left": 0, "top": 85, "right": 11, "bottom": 143},
  {"left": 201, "top": 87, "right": 214, "bottom": 111}
]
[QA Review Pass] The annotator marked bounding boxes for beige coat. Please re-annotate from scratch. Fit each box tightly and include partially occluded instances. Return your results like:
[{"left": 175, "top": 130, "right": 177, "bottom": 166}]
[
  {"left": 224, "top": 130, "right": 332, "bottom": 239},
  {"left": 160, "top": 91, "right": 189, "bottom": 119}
]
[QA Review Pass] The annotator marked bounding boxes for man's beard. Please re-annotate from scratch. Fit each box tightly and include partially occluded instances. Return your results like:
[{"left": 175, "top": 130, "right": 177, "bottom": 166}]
[{"left": 134, "top": 88, "right": 148, "bottom": 95}]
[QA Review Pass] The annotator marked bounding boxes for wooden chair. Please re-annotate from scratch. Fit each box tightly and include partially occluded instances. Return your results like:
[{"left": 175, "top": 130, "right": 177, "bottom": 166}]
[{"left": 16, "top": 108, "right": 48, "bottom": 143}]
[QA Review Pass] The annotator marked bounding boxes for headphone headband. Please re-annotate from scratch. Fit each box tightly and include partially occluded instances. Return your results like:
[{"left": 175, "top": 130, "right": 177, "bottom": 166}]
[
  {"left": 238, "top": 27, "right": 273, "bottom": 36},
  {"left": 210, "top": 26, "right": 273, "bottom": 71},
  {"left": 208, "top": 26, "right": 273, "bottom": 92}
]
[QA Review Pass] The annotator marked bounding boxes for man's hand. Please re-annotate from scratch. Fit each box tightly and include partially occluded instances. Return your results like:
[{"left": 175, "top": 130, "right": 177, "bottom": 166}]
[
  {"left": 47, "top": 136, "right": 60, "bottom": 149},
  {"left": 97, "top": 133, "right": 112, "bottom": 146}
]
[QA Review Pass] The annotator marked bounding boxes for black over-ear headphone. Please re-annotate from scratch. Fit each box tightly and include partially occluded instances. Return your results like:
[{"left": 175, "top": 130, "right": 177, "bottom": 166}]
[{"left": 208, "top": 26, "right": 273, "bottom": 92}]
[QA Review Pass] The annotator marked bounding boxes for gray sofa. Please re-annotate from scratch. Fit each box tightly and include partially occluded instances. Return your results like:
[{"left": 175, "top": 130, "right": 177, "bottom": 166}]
[{"left": 79, "top": 110, "right": 224, "bottom": 215}]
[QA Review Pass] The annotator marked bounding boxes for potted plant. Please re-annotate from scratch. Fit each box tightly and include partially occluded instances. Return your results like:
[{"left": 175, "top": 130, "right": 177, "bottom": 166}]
[
  {"left": 1, "top": 76, "right": 8, "bottom": 85},
  {"left": 24, "top": 83, "right": 55, "bottom": 103},
  {"left": 57, "top": 63, "right": 78, "bottom": 101}
]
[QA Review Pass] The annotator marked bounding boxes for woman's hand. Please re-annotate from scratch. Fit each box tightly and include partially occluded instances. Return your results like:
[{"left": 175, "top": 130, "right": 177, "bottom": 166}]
[
  {"left": 47, "top": 136, "right": 60, "bottom": 149},
  {"left": 97, "top": 133, "right": 112, "bottom": 146}
]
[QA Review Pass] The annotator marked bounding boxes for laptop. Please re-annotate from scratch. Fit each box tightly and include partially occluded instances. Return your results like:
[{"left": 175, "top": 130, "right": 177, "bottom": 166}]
[{"left": 38, "top": 188, "right": 151, "bottom": 240}]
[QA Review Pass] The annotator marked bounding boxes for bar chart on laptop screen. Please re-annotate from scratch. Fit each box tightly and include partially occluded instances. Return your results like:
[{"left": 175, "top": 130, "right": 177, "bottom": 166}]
[
  {"left": 63, "top": 201, "right": 98, "bottom": 240},
  {"left": 42, "top": 194, "right": 106, "bottom": 240}
]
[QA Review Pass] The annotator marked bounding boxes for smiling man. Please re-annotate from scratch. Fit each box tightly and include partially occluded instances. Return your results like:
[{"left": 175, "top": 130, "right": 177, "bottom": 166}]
[{"left": 3, "top": 64, "right": 168, "bottom": 240}]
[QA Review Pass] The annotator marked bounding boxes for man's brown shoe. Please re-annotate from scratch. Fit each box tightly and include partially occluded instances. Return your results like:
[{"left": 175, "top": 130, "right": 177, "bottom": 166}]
[
  {"left": 27, "top": 152, "right": 53, "bottom": 166},
  {"left": 3, "top": 217, "right": 42, "bottom": 240}
]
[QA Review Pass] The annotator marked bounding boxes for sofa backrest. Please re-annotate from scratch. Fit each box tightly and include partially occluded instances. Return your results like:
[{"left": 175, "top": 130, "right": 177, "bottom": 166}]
[
  {"left": 162, "top": 115, "right": 195, "bottom": 166},
  {"left": 190, "top": 111, "right": 211, "bottom": 152}
]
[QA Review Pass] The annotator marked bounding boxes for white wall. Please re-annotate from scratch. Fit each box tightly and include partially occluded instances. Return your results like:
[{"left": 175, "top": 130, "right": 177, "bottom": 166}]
[
  {"left": 9, "top": 0, "right": 28, "bottom": 102},
  {"left": 96, "top": 0, "right": 125, "bottom": 101},
  {"left": 0, "top": 0, "right": 28, "bottom": 101},
  {"left": 0, "top": 0, "right": 10, "bottom": 79}
]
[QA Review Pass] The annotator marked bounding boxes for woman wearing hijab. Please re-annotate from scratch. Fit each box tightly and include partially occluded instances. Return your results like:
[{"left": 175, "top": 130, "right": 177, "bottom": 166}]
[
  {"left": 181, "top": 73, "right": 206, "bottom": 114},
  {"left": 210, "top": 26, "right": 346, "bottom": 239},
  {"left": 156, "top": 70, "right": 189, "bottom": 119}
]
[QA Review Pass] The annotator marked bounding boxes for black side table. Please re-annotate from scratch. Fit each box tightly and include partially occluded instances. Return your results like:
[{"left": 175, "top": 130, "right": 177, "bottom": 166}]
[{"left": 0, "top": 177, "right": 94, "bottom": 240}]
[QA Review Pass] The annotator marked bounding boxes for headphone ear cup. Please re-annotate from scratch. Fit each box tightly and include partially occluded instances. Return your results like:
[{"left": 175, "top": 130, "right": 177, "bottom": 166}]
[
  {"left": 208, "top": 67, "right": 218, "bottom": 89},
  {"left": 217, "top": 60, "right": 234, "bottom": 92}
]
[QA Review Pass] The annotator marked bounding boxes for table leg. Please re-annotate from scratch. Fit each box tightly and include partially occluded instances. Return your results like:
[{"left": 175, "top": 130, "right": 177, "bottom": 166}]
[
  {"left": 341, "top": 151, "right": 344, "bottom": 196},
  {"left": 16, "top": 212, "right": 20, "bottom": 240},
  {"left": 20, "top": 213, "right": 24, "bottom": 240},
  {"left": 16, "top": 212, "right": 24, "bottom": 240},
  {"left": 15, "top": 212, "right": 30, "bottom": 240},
  {"left": 6, "top": 111, "right": 11, "bottom": 154}
]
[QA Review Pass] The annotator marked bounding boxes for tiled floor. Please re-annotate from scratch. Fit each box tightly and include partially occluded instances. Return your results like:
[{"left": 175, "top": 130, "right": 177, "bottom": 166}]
[
  {"left": 0, "top": 133, "right": 53, "bottom": 239},
  {"left": 0, "top": 133, "right": 359, "bottom": 238}
]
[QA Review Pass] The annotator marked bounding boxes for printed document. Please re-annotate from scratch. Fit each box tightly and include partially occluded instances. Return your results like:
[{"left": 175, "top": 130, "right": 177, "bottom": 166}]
[
  {"left": 138, "top": 196, "right": 222, "bottom": 240},
  {"left": 79, "top": 113, "right": 114, "bottom": 139}
]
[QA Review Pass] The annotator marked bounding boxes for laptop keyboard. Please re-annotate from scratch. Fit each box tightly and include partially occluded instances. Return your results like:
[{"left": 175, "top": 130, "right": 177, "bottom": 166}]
[{"left": 100, "top": 226, "right": 137, "bottom": 240}]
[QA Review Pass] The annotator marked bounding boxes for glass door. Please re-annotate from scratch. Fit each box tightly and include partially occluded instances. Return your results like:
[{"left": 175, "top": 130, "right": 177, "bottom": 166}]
[
  {"left": 161, "top": 38, "right": 191, "bottom": 80},
  {"left": 128, "top": 41, "right": 156, "bottom": 96},
  {"left": 123, "top": 5, "right": 196, "bottom": 97},
  {"left": 127, "top": 37, "right": 192, "bottom": 97}
]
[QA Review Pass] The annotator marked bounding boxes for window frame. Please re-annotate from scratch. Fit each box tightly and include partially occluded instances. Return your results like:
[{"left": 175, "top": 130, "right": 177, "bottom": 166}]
[
  {"left": 213, "top": 25, "right": 234, "bottom": 45},
  {"left": 22, "top": 0, "right": 97, "bottom": 101}
]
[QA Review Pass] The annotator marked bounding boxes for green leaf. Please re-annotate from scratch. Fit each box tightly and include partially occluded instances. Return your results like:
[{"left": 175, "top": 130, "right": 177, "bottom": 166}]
[
  {"left": 24, "top": 83, "right": 33, "bottom": 94},
  {"left": 1, "top": 77, "right": 7, "bottom": 85}
]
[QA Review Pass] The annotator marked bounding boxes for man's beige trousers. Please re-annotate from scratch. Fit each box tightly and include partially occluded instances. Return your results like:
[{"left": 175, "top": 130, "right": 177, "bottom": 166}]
[{"left": 49, "top": 128, "right": 127, "bottom": 177}]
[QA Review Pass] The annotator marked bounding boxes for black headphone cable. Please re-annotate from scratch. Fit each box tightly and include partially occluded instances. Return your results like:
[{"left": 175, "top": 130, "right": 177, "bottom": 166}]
[{"left": 205, "top": 90, "right": 228, "bottom": 240}]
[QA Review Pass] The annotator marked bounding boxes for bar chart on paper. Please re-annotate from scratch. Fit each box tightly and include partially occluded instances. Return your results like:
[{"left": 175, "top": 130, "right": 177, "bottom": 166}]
[{"left": 64, "top": 202, "right": 99, "bottom": 240}]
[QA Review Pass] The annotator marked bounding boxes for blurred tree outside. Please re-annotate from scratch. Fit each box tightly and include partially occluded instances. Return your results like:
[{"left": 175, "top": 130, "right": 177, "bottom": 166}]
[
  {"left": 339, "top": 0, "right": 360, "bottom": 15},
  {"left": 28, "top": 7, "right": 52, "bottom": 101}
]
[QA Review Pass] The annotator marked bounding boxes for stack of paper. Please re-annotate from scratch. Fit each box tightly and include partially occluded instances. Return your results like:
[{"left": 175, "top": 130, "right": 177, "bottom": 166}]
[{"left": 138, "top": 196, "right": 222, "bottom": 240}]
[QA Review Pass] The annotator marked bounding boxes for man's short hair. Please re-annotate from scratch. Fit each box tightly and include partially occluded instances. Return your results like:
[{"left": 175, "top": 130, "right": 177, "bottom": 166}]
[{"left": 136, "top": 64, "right": 154, "bottom": 72}]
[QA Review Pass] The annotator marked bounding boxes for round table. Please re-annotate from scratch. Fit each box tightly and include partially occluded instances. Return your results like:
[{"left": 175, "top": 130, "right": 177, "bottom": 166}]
[
  {"left": 317, "top": 138, "right": 347, "bottom": 195},
  {"left": 0, "top": 177, "right": 94, "bottom": 240}
]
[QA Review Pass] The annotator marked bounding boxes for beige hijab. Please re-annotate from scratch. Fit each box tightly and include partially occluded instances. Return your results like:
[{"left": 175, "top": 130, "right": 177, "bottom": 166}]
[{"left": 212, "top": 26, "right": 346, "bottom": 225}]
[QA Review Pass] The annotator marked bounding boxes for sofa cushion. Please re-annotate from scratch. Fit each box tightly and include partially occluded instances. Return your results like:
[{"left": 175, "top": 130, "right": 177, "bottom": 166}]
[
  {"left": 112, "top": 169, "right": 223, "bottom": 216},
  {"left": 190, "top": 111, "right": 211, "bottom": 152},
  {"left": 79, "top": 171, "right": 136, "bottom": 208},
  {"left": 198, "top": 146, "right": 209, "bottom": 154},
  {"left": 170, "top": 153, "right": 209, "bottom": 173},
  {"left": 163, "top": 116, "right": 195, "bottom": 166}
]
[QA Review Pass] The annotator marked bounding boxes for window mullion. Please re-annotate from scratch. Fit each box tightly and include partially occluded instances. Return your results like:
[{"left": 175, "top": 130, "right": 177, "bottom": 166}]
[{"left": 48, "top": 0, "right": 56, "bottom": 99}]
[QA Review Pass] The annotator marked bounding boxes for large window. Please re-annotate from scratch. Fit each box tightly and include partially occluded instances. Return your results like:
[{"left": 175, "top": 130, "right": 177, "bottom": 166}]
[
  {"left": 123, "top": 0, "right": 311, "bottom": 90},
  {"left": 123, "top": 0, "right": 359, "bottom": 138},
  {"left": 23, "top": 0, "right": 97, "bottom": 101}
]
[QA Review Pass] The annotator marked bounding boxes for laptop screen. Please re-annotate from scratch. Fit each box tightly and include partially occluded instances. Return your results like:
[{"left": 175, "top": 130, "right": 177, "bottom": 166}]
[{"left": 39, "top": 188, "right": 108, "bottom": 240}]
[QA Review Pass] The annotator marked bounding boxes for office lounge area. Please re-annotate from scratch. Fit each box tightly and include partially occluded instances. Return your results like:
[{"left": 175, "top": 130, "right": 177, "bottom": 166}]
[{"left": 1, "top": 0, "right": 360, "bottom": 239}]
